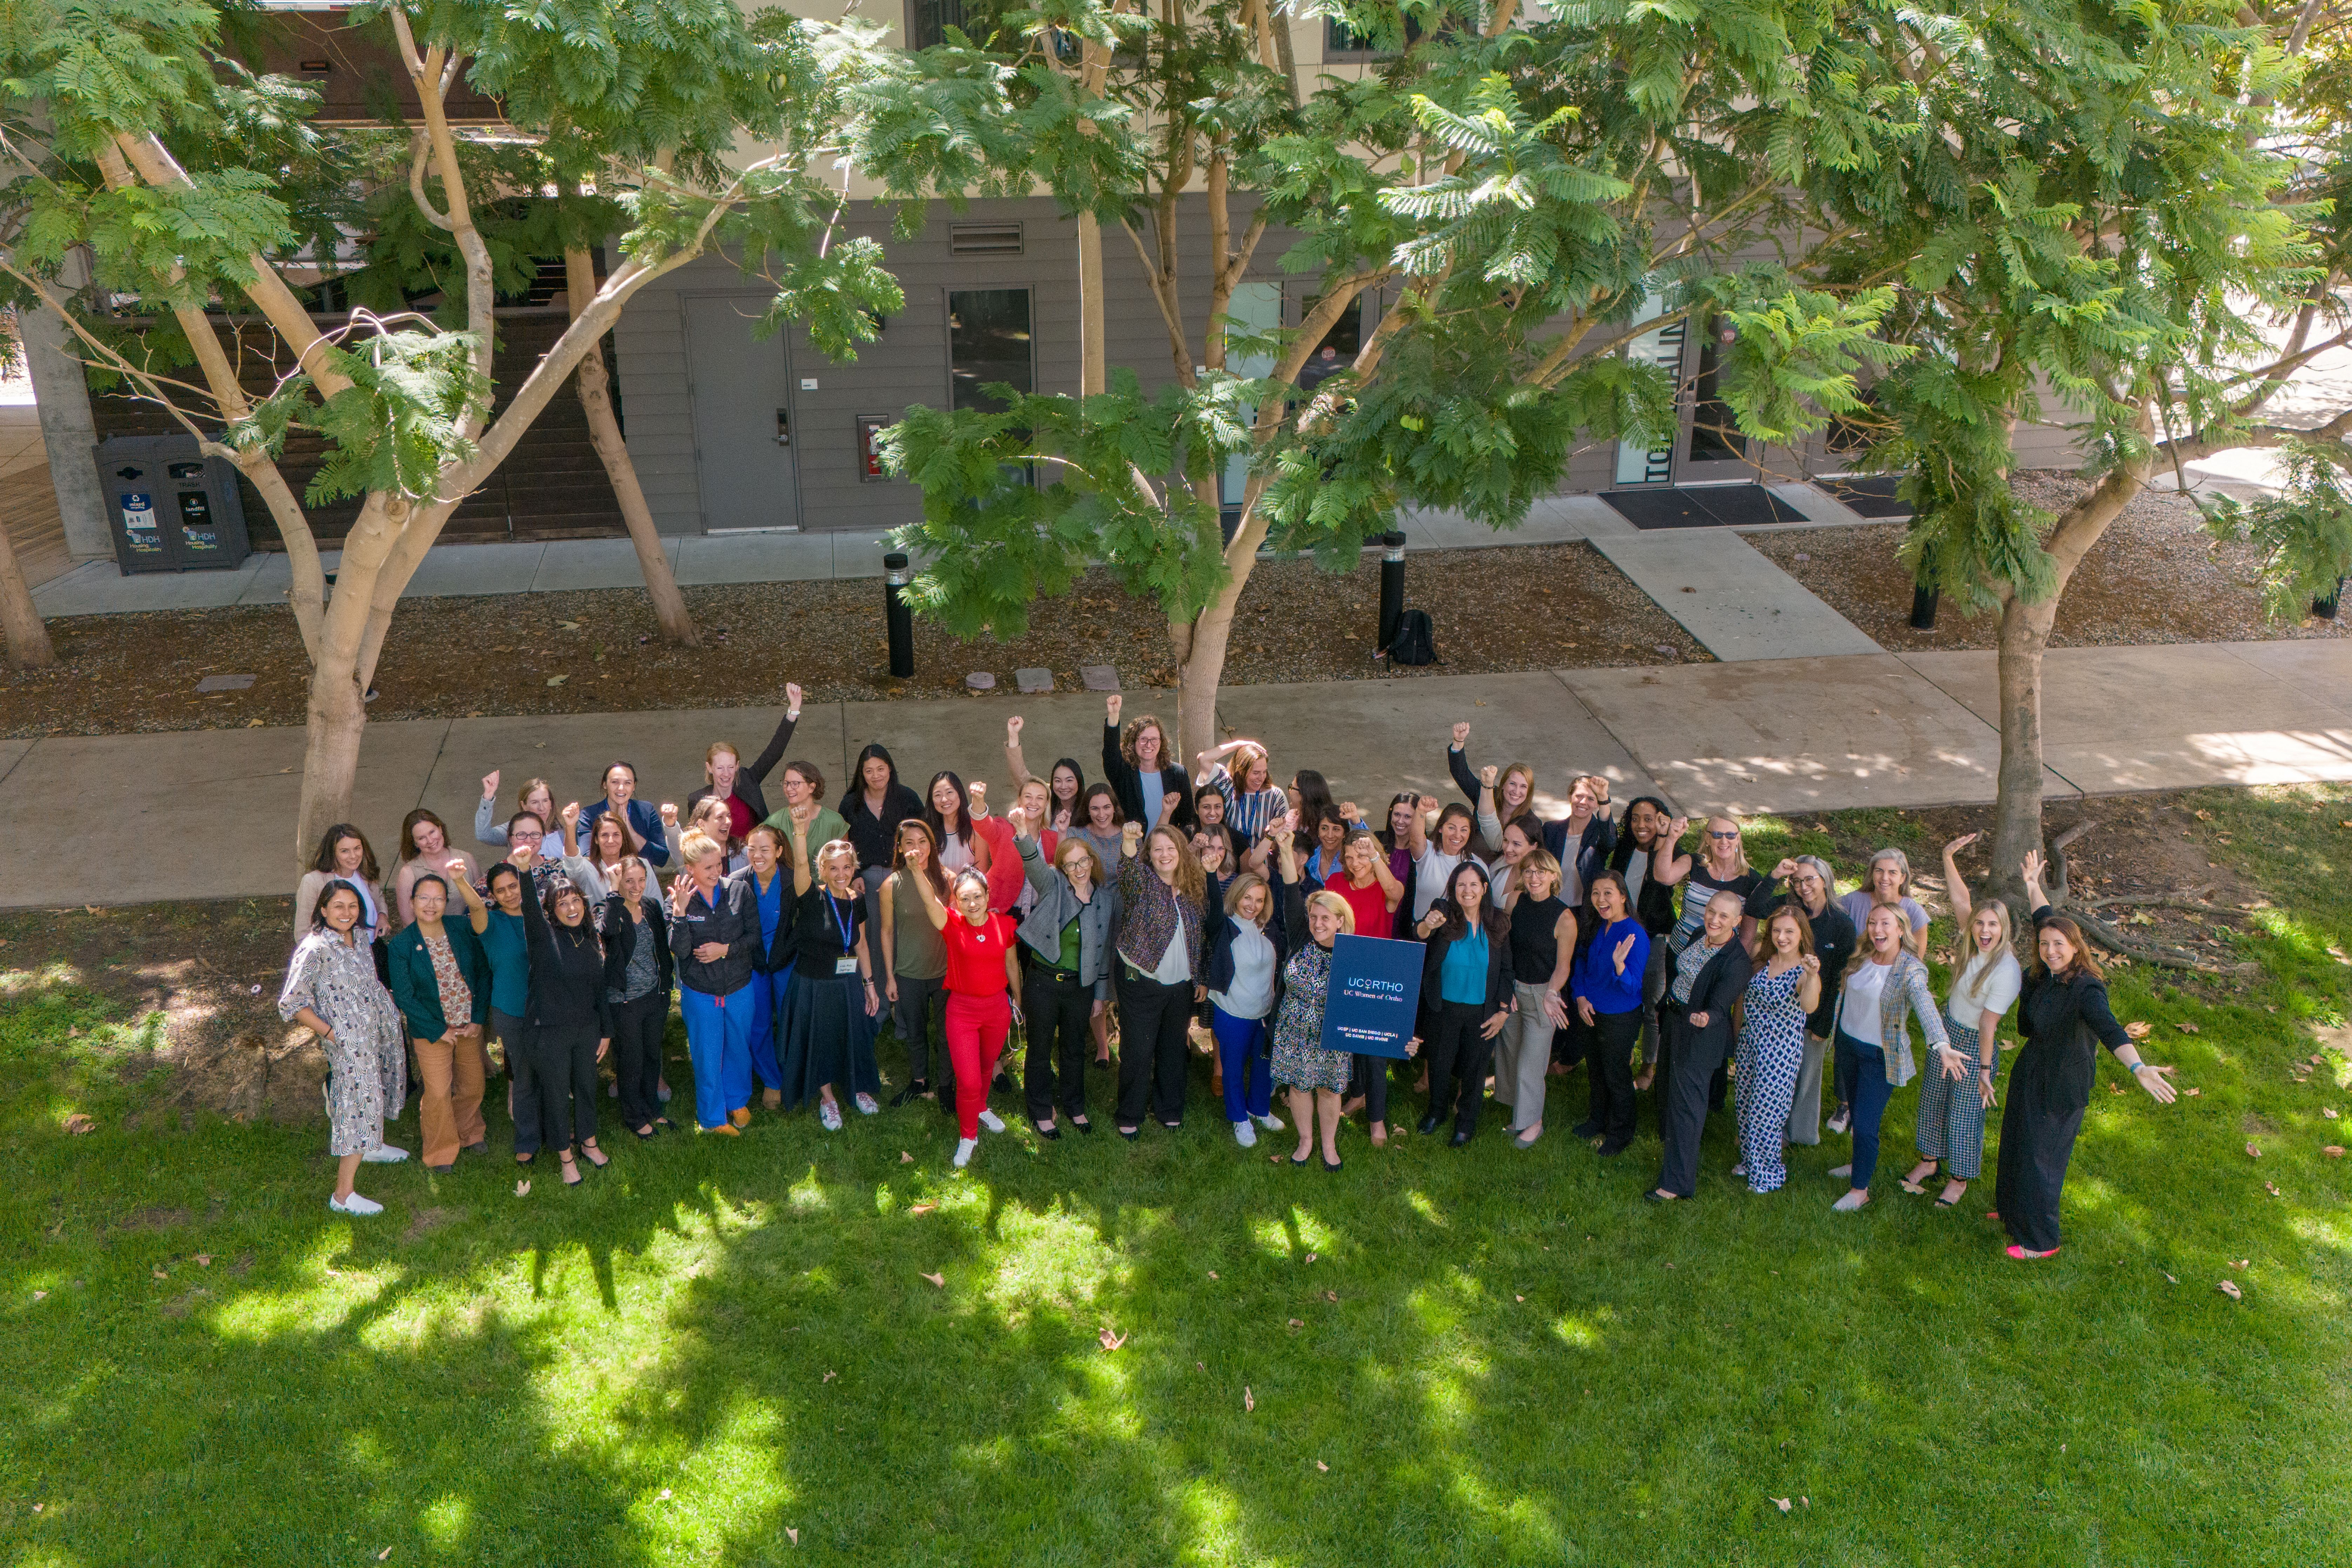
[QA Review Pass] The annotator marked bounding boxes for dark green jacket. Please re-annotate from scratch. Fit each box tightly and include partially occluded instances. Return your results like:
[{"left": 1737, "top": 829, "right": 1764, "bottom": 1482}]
[{"left": 386, "top": 919, "right": 492, "bottom": 1041}]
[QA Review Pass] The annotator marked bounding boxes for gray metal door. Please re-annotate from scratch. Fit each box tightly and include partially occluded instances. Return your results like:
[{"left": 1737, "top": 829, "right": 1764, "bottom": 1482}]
[{"left": 684, "top": 295, "right": 800, "bottom": 531}]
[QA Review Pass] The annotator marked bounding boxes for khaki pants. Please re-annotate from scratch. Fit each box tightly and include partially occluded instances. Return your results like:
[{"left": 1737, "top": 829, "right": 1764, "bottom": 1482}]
[{"left": 413, "top": 1033, "right": 487, "bottom": 1169}]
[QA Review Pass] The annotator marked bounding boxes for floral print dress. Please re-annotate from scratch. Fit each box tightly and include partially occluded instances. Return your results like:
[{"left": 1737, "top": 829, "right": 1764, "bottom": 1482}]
[
  {"left": 1268, "top": 940, "right": 1351, "bottom": 1093},
  {"left": 280, "top": 930, "right": 407, "bottom": 1157}
]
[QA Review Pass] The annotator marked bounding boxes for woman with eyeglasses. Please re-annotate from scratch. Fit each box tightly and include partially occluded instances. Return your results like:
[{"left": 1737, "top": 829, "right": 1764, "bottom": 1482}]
[
  {"left": 761, "top": 759, "right": 850, "bottom": 869},
  {"left": 1103, "top": 692, "right": 1195, "bottom": 833},
  {"left": 280, "top": 879, "right": 409, "bottom": 1215},
  {"left": 385, "top": 869, "right": 491, "bottom": 1174},
  {"left": 1010, "top": 804, "right": 1118, "bottom": 1137}
]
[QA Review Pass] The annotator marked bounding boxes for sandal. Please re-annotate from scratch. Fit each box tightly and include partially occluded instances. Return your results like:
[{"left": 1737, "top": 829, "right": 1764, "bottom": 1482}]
[
  {"left": 581, "top": 1140, "right": 610, "bottom": 1168},
  {"left": 559, "top": 1151, "right": 582, "bottom": 1186}
]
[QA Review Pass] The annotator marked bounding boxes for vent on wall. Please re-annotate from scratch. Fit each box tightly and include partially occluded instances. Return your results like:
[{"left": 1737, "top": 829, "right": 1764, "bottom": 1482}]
[{"left": 950, "top": 222, "right": 1024, "bottom": 256}]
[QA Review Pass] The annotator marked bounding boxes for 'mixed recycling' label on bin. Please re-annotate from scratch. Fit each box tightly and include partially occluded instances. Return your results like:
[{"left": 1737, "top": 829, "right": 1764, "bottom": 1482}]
[{"left": 117, "top": 492, "right": 165, "bottom": 555}]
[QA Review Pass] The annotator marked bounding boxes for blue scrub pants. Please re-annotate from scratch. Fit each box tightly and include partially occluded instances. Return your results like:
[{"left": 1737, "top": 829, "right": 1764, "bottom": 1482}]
[{"left": 682, "top": 981, "right": 756, "bottom": 1127}]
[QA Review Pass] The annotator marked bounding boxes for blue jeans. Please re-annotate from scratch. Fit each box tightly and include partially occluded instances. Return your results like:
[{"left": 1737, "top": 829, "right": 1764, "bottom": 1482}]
[
  {"left": 1209, "top": 1004, "right": 1273, "bottom": 1123},
  {"left": 1834, "top": 1028, "right": 1896, "bottom": 1188},
  {"left": 682, "top": 981, "right": 756, "bottom": 1128},
  {"left": 743, "top": 967, "right": 792, "bottom": 1091}
]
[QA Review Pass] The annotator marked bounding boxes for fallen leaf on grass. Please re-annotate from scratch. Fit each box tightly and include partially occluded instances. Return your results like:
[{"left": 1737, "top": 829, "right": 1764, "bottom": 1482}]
[
  {"left": 2218, "top": 1280, "right": 2243, "bottom": 1300},
  {"left": 1288, "top": 1318, "right": 1305, "bottom": 1329},
  {"left": 1773, "top": 1497, "right": 1793, "bottom": 1514},
  {"left": 1245, "top": 1387, "right": 1255, "bottom": 1412},
  {"left": 1304, "top": 1253, "right": 1316, "bottom": 1264},
  {"left": 2162, "top": 1272, "right": 2177, "bottom": 1285},
  {"left": 1515, "top": 1295, "right": 1525, "bottom": 1302},
  {"left": 515, "top": 1179, "right": 530, "bottom": 1197},
  {"left": 1315, "top": 1461, "right": 1329, "bottom": 1473},
  {"left": 822, "top": 1370, "right": 837, "bottom": 1383},
  {"left": 62, "top": 1114, "right": 95, "bottom": 1135},
  {"left": 2185, "top": 1087, "right": 2203, "bottom": 1097},
  {"left": 920, "top": 1272, "right": 945, "bottom": 1288},
  {"left": 2327, "top": 1107, "right": 2340, "bottom": 1118},
  {"left": 545, "top": 675, "right": 568, "bottom": 686},
  {"left": 152, "top": 1268, "right": 166, "bottom": 1280},
  {"left": 900, "top": 1151, "right": 913, "bottom": 1164},
  {"left": 1325, "top": 1290, "right": 1338, "bottom": 1303},
  {"left": 786, "top": 1527, "right": 798, "bottom": 1546},
  {"left": 2177, "top": 1021, "right": 2200, "bottom": 1034},
  {"left": 2231, "top": 1258, "right": 2250, "bottom": 1268},
  {"left": 32, "top": 1290, "right": 46, "bottom": 1301},
  {"left": 659, "top": 1488, "right": 673, "bottom": 1500},
  {"left": 908, "top": 1203, "right": 936, "bottom": 1216},
  {"left": 2326, "top": 1147, "right": 2346, "bottom": 1159},
  {"left": 2265, "top": 1181, "right": 2283, "bottom": 1196},
  {"left": 2125, "top": 1020, "right": 2152, "bottom": 1041},
  {"left": 194, "top": 1254, "right": 210, "bottom": 1267},
  {"left": 2247, "top": 1142, "right": 2263, "bottom": 1158},
  {"left": 379, "top": 1549, "right": 393, "bottom": 1561},
  {"left": 2108, "top": 1084, "right": 2126, "bottom": 1095},
  {"left": 1207, "top": 1270, "right": 1219, "bottom": 1280},
  {"left": 1099, "top": 1327, "right": 1127, "bottom": 1351}
]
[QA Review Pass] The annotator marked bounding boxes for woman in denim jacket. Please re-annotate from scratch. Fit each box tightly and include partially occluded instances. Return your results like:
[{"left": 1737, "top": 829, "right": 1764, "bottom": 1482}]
[{"left": 1826, "top": 903, "right": 1949, "bottom": 1212}]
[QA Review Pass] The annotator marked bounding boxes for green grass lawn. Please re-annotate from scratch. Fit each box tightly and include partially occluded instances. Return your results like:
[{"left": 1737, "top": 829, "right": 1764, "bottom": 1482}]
[{"left": 6, "top": 790, "right": 2352, "bottom": 1566}]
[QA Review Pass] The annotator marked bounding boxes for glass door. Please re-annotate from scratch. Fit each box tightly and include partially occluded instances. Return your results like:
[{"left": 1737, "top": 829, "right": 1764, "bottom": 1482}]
[{"left": 1675, "top": 310, "right": 1764, "bottom": 485}]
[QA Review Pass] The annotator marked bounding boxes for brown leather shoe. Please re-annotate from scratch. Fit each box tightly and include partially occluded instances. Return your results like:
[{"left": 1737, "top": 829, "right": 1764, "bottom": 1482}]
[
  {"left": 703, "top": 1123, "right": 740, "bottom": 1136},
  {"left": 728, "top": 1108, "right": 752, "bottom": 1129}
]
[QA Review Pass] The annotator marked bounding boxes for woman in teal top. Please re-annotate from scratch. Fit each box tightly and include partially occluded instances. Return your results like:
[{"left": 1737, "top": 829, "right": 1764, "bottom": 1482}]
[
  {"left": 451, "top": 864, "right": 542, "bottom": 1154},
  {"left": 1414, "top": 861, "right": 1515, "bottom": 1145}
]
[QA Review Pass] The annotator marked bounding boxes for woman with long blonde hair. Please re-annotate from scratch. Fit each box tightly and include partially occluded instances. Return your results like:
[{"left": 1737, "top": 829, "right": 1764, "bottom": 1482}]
[{"left": 1903, "top": 833, "right": 2023, "bottom": 1207}]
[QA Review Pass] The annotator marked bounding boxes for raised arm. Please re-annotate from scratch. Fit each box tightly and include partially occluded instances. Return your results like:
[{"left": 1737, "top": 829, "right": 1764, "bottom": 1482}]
[
  {"left": 1369, "top": 847, "right": 1403, "bottom": 909},
  {"left": 908, "top": 860, "right": 951, "bottom": 931},
  {"left": 2020, "top": 850, "right": 2052, "bottom": 921},
  {"left": 789, "top": 816, "right": 816, "bottom": 896},
  {"left": 1406, "top": 794, "right": 1432, "bottom": 859},
  {"left": 1650, "top": 816, "right": 1694, "bottom": 887},
  {"left": 1194, "top": 738, "right": 1248, "bottom": 784},
  {"left": 1101, "top": 695, "right": 1130, "bottom": 785},
  {"left": 446, "top": 858, "right": 490, "bottom": 935},
  {"left": 1447, "top": 722, "right": 1481, "bottom": 804},
  {"left": 1004, "top": 714, "right": 1039, "bottom": 788},
  {"left": 744, "top": 683, "right": 805, "bottom": 790},
  {"left": 475, "top": 773, "right": 509, "bottom": 848}
]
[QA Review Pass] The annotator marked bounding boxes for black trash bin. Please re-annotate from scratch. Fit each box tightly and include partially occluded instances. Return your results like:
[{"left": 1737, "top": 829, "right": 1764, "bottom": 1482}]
[{"left": 92, "top": 435, "right": 252, "bottom": 574}]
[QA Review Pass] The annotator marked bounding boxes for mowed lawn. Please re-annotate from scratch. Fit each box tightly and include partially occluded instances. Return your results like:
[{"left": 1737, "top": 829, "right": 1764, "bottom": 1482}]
[{"left": 6, "top": 791, "right": 2352, "bottom": 1567}]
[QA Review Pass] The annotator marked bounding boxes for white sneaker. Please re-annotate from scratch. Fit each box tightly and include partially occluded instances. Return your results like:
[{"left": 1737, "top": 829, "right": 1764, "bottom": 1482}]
[
  {"left": 1828, "top": 1163, "right": 1854, "bottom": 1179},
  {"left": 362, "top": 1144, "right": 409, "bottom": 1164},
  {"left": 1255, "top": 1113, "right": 1285, "bottom": 1133},
  {"left": 1832, "top": 1190, "right": 1870, "bottom": 1212},
  {"left": 819, "top": 1099, "right": 843, "bottom": 1131},
  {"left": 855, "top": 1093, "right": 880, "bottom": 1116},
  {"left": 1234, "top": 1120, "right": 1258, "bottom": 1148},
  {"left": 658, "top": 1083, "right": 672, "bottom": 1103},
  {"left": 977, "top": 1108, "right": 1006, "bottom": 1134},
  {"left": 1730, "top": 1162, "right": 1747, "bottom": 1179},
  {"left": 330, "top": 1192, "right": 384, "bottom": 1215},
  {"left": 1826, "top": 1108, "right": 1850, "bottom": 1134},
  {"left": 953, "top": 1137, "right": 977, "bottom": 1168}
]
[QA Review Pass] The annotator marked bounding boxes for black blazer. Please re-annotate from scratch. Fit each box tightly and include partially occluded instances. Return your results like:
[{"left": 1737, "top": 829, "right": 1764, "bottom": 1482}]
[
  {"left": 685, "top": 707, "right": 799, "bottom": 829},
  {"left": 1607, "top": 832, "right": 1681, "bottom": 937},
  {"left": 1420, "top": 903, "right": 1516, "bottom": 1021},
  {"left": 731, "top": 866, "right": 800, "bottom": 972},
  {"left": 1102, "top": 721, "right": 1195, "bottom": 831},
  {"left": 1663, "top": 939, "right": 1751, "bottom": 1059},
  {"left": 1543, "top": 815, "right": 1616, "bottom": 904},
  {"left": 599, "top": 893, "right": 676, "bottom": 1001}
]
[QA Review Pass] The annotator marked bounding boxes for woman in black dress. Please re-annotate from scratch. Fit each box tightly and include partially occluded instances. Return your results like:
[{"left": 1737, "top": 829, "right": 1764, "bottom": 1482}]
[{"left": 1993, "top": 851, "right": 2177, "bottom": 1259}]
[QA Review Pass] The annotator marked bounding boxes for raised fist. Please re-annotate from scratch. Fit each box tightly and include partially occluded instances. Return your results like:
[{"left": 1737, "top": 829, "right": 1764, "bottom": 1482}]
[
  {"left": 1006, "top": 715, "right": 1024, "bottom": 739},
  {"left": 1452, "top": 722, "right": 1470, "bottom": 747},
  {"left": 561, "top": 800, "right": 581, "bottom": 827},
  {"left": 481, "top": 769, "right": 500, "bottom": 801},
  {"left": 785, "top": 681, "right": 804, "bottom": 712}
]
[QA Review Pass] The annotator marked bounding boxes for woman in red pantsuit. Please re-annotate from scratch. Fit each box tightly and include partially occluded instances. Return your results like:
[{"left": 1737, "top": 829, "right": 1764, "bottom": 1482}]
[{"left": 910, "top": 866, "right": 1022, "bottom": 1168}]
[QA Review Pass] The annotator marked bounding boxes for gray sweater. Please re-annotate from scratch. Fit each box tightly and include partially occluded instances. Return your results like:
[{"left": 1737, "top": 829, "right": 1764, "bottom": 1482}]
[{"left": 1015, "top": 834, "right": 1121, "bottom": 996}]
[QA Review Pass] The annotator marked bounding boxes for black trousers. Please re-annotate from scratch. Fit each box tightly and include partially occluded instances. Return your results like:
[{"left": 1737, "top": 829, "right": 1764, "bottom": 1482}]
[
  {"left": 529, "top": 1021, "right": 602, "bottom": 1153},
  {"left": 892, "top": 972, "right": 950, "bottom": 1088},
  {"left": 1349, "top": 1053, "right": 1393, "bottom": 1123},
  {"left": 1584, "top": 1006, "right": 1642, "bottom": 1147},
  {"left": 609, "top": 992, "right": 666, "bottom": 1130},
  {"left": 1425, "top": 1000, "right": 1496, "bottom": 1137},
  {"left": 1115, "top": 969, "right": 1194, "bottom": 1126},
  {"left": 490, "top": 1007, "right": 538, "bottom": 1154},
  {"left": 1024, "top": 968, "right": 1093, "bottom": 1120},
  {"left": 1656, "top": 1016, "right": 1731, "bottom": 1198}
]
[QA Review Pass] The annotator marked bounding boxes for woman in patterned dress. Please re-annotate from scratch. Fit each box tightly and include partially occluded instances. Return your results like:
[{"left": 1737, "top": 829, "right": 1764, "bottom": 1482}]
[
  {"left": 280, "top": 880, "right": 409, "bottom": 1216},
  {"left": 1734, "top": 905, "right": 1822, "bottom": 1193},
  {"left": 1268, "top": 887, "right": 1421, "bottom": 1170}
]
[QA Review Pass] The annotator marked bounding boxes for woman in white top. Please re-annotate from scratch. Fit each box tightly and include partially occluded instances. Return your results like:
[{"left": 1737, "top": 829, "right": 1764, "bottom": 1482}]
[
  {"left": 1202, "top": 871, "right": 1288, "bottom": 1147},
  {"left": 295, "top": 824, "right": 390, "bottom": 947},
  {"left": 1902, "top": 833, "right": 2024, "bottom": 1206},
  {"left": 1837, "top": 847, "right": 1931, "bottom": 958},
  {"left": 557, "top": 799, "right": 681, "bottom": 912},
  {"left": 1405, "top": 797, "right": 1488, "bottom": 922}
]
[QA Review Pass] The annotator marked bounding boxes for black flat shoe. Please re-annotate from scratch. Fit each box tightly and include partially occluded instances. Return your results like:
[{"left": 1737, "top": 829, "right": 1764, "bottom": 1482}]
[
  {"left": 1416, "top": 1115, "right": 1441, "bottom": 1136},
  {"left": 462, "top": 1140, "right": 490, "bottom": 1155},
  {"left": 1597, "top": 1138, "right": 1631, "bottom": 1158},
  {"left": 1159, "top": 1119, "right": 1182, "bottom": 1132},
  {"left": 1118, "top": 1125, "right": 1140, "bottom": 1140},
  {"left": 1570, "top": 1120, "right": 1600, "bottom": 1139},
  {"left": 1323, "top": 1157, "right": 1343, "bottom": 1173},
  {"left": 1449, "top": 1131, "right": 1472, "bottom": 1148},
  {"left": 1032, "top": 1119, "right": 1062, "bottom": 1140},
  {"left": 1290, "top": 1150, "right": 1312, "bottom": 1166},
  {"left": 993, "top": 1071, "right": 1018, "bottom": 1094},
  {"left": 1069, "top": 1117, "right": 1094, "bottom": 1135},
  {"left": 1642, "top": 1189, "right": 1669, "bottom": 1204},
  {"left": 890, "top": 1079, "right": 926, "bottom": 1109}
]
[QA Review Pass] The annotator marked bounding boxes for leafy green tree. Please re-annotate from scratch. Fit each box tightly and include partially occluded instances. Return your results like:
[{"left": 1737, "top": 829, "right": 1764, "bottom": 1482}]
[
  {"left": 860, "top": 0, "right": 1904, "bottom": 759},
  {"left": 1804, "top": 0, "right": 2331, "bottom": 906},
  {"left": 0, "top": 0, "right": 901, "bottom": 866}
]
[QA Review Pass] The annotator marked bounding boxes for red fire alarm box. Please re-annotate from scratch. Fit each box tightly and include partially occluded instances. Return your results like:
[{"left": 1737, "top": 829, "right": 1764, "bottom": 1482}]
[{"left": 857, "top": 415, "right": 891, "bottom": 482}]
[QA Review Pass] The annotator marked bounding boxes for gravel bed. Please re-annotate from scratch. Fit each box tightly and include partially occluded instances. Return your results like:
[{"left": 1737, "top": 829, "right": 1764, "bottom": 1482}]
[{"left": 0, "top": 541, "right": 1706, "bottom": 738}]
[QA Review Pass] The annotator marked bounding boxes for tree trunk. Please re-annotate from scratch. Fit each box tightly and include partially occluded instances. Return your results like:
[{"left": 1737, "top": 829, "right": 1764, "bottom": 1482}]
[
  {"left": 1171, "top": 503, "right": 1272, "bottom": 762},
  {"left": 296, "top": 644, "right": 370, "bottom": 865},
  {"left": 1079, "top": 211, "right": 1106, "bottom": 398},
  {"left": 0, "top": 508, "right": 56, "bottom": 666},
  {"left": 567, "top": 248, "right": 699, "bottom": 646},
  {"left": 1988, "top": 590, "right": 2059, "bottom": 904}
]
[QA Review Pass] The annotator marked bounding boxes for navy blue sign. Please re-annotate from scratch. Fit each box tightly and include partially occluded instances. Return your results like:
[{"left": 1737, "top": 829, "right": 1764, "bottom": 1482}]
[{"left": 1321, "top": 934, "right": 1423, "bottom": 1059}]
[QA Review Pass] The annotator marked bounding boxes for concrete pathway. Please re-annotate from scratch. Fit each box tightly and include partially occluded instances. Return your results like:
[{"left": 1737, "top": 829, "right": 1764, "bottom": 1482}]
[{"left": 7, "top": 638, "right": 2350, "bottom": 910}]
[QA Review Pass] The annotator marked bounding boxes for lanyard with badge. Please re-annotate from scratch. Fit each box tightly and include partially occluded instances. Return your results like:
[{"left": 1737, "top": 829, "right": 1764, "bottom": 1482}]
[{"left": 828, "top": 894, "right": 859, "bottom": 976}]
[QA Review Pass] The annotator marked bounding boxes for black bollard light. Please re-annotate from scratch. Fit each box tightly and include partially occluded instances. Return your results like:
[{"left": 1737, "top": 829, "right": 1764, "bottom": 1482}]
[
  {"left": 1377, "top": 530, "right": 1408, "bottom": 651},
  {"left": 1908, "top": 583, "right": 1941, "bottom": 630},
  {"left": 2314, "top": 575, "right": 2345, "bottom": 622},
  {"left": 884, "top": 551, "right": 914, "bottom": 678}
]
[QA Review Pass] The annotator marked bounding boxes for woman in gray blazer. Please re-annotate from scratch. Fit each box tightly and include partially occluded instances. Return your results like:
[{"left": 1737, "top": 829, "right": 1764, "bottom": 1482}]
[{"left": 1010, "top": 803, "right": 1120, "bottom": 1138}]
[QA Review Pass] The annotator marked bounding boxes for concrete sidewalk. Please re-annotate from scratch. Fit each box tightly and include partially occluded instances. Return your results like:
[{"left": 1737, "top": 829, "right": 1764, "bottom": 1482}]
[{"left": 6, "top": 638, "right": 2350, "bottom": 910}]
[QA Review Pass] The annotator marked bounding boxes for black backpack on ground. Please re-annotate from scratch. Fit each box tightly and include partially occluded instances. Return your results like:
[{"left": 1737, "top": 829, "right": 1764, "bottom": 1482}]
[{"left": 1387, "top": 609, "right": 1438, "bottom": 667}]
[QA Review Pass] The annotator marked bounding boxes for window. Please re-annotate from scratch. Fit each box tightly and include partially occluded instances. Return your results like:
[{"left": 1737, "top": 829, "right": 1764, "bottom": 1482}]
[
  {"left": 1687, "top": 314, "right": 1745, "bottom": 463},
  {"left": 1325, "top": 12, "right": 1423, "bottom": 59},
  {"left": 948, "top": 288, "right": 1034, "bottom": 414},
  {"left": 909, "top": 0, "right": 965, "bottom": 50}
]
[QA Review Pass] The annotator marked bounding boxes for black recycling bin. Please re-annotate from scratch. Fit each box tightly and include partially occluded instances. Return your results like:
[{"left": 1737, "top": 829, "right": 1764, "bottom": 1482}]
[{"left": 92, "top": 434, "right": 252, "bottom": 574}]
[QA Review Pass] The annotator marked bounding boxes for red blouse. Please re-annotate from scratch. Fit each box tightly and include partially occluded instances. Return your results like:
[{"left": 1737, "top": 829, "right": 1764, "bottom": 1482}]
[{"left": 942, "top": 912, "right": 1017, "bottom": 996}]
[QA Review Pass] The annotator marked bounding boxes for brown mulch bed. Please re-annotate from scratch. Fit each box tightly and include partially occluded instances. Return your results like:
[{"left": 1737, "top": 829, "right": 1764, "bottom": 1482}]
[
  {"left": 1750, "top": 471, "right": 2352, "bottom": 651},
  {"left": 0, "top": 542, "right": 1705, "bottom": 738}
]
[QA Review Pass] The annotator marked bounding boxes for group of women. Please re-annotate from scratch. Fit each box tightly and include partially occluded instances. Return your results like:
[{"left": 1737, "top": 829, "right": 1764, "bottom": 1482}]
[{"left": 279, "top": 696, "right": 2172, "bottom": 1259}]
